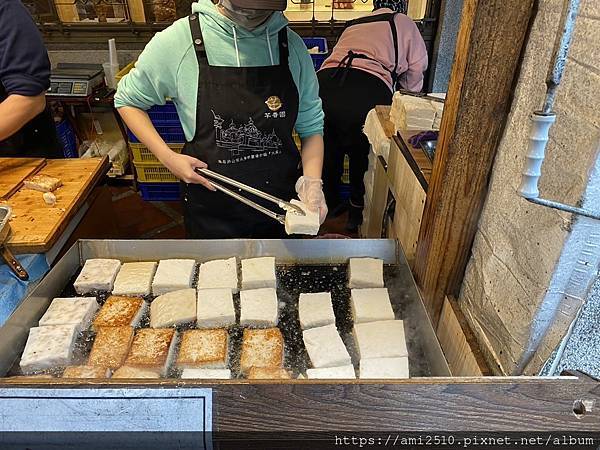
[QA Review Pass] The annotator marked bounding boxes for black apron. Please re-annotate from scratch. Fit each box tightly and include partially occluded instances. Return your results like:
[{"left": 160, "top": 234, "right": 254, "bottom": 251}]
[
  {"left": 332, "top": 13, "right": 400, "bottom": 90},
  {"left": 0, "top": 82, "right": 62, "bottom": 158},
  {"left": 182, "top": 14, "right": 301, "bottom": 239}
]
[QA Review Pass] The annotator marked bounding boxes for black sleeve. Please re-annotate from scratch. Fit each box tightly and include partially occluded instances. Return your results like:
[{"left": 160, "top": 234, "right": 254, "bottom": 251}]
[{"left": 0, "top": 0, "right": 51, "bottom": 96}]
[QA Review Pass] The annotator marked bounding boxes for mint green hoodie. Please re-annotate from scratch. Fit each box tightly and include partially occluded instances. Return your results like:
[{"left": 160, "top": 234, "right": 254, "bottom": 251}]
[{"left": 114, "top": 0, "right": 324, "bottom": 140}]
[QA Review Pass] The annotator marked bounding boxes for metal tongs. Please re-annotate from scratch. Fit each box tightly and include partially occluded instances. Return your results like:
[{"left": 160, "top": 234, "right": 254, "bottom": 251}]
[{"left": 195, "top": 168, "right": 305, "bottom": 224}]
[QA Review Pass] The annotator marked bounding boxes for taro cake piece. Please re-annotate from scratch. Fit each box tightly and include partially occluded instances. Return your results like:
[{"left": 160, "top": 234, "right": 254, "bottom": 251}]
[
  {"left": 298, "top": 292, "right": 335, "bottom": 330},
  {"left": 124, "top": 328, "right": 177, "bottom": 376},
  {"left": 348, "top": 257, "right": 384, "bottom": 288},
  {"left": 150, "top": 288, "right": 196, "bottom": 328},
  {"left": 87, "top": 326, "right": 134, "bottom": 369},
  {"left": 306, "top": 365, "right": 356, "bottom": 379},
  {"left": 176, "top": 329, "right": 229, "bottom": 369},
  {"left": 92, "top": 296, "right": 146, "bottom": 330},
  {"left": 247, "top": 367, "right": 291, "bottom": 380},
  {"left": 74, "top": 259, "right": 121, "bottom": 294},
  {"left": 196, "top": 288, "right": 236, "bottom": 329},
  {"left": 359, "top": 357, "right": 409, "bottom": 379},
  {"left": 112, "top": 366, "right": 161, "bottom": 379},
  {"left": 353, "top": 320, "right": 407, "bottom": 359},
  {"left": 350, "top": 288, "right": 395, "bottom": 324},
  {"left": 239, "top": 288, "right": 278, "bottom": 327},
  {"left": 152, "top": 259, "right": 196, "bottom": 295},
  {"left": 303, "top": 324, "right": 351, "bottom": 369},
  {"left": 241, "top": 257, "right": 276, "bottom": 290},
  {"left": 239, "top": 327, "right": 284, "bottom": 374},
  {"left": 62, "top": 365, "right": 111, "bottom": 379},
  {"left": 181, "top": 368, "right": 232, "bottom": 379},
  {"left": 112, "top": 261, "right": 157, "bottom": 296},
  {"left": 38, "top": 297, "right": 98, "bottom": 333},
  {"left": 197, "top": 257, "right": 239, "bottom": 293},
  {"left": 20, "top": 325, "right": 78, "bottom": 374}
]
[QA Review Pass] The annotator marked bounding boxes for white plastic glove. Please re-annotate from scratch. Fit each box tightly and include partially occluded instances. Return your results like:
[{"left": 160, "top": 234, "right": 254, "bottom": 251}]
[{"left": 295, "top": 176, "right": 328, "bottom": 224}]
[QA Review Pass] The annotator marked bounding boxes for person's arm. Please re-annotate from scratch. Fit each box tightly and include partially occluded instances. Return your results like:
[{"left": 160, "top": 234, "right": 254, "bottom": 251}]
[
  {"left": 117, "top": 106, "right": 214, "bottom": 189},
  {"left": 115, "top": 23, "right": 212, "bottom": 188},
  {"left": 300, "top": 134, "right": 324, "bottom": 179},
  {"left": 0, "top": 93, "right": 46, "bottom": 141},
  {"left": 396, "top": 16, "right": 428, "bottom": 92},
  {"left": 0, "top": 1, "right": 51, "bottom": 142}
]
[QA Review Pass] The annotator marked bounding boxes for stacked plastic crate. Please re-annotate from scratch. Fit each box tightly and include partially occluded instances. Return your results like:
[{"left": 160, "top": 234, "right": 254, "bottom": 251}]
[{"left": 129, "top": 102, "right": 183, "bottom": 201}]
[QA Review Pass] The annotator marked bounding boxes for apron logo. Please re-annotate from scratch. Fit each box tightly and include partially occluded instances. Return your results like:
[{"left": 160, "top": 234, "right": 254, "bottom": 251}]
[{"left": 265, "top": 96, "right": 283, "bottom": 112}]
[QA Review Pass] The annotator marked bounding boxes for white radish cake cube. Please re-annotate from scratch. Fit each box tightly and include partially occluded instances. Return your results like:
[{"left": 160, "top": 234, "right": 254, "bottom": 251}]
[
  {"left": 112, "top": 366, "right": 160, "bottom": 379},
  {"left": 181, "top": 368, "right": 232, "bottom": 379},
  {"left": 240, "top": 288, "right": 278, "bottom": 327},
  {"left": 152, "top": 259, "right": 196, "bottom": 295},
  {"left": 112, "top": 262, "right": 157, "bottom": 296},
  {"left": 62, "top": 365, "right": 111, "bottom": 379},
  {"left": 38, "top": 297, "right": 98, "bottom": 332},
  {"left": 353, "top": 320, "right": 407, "bottom": 359},
  {"left": 197, "top": 257, "right": 238, "bottom": 293},
  {"left": 306, "top": 365, "right": 356, "bottom": 379},
  {"left": 197, "top": 288, "right": 236, "bottom": 328},
  {"left": 348, "top": 257, "right": 384, "bottom": 288},
  {"left": 20, "top": 325, "right": 78, "bottom": 373},
  {"left": 302, "top": 324, "right": 351, "bottom": 368},
  {"left": 298, "top": 292, "right": 335, "bottom": 329},
  {"left": 150, "top": 288, "right": 197, "bottom": 328},
  {"left": 176, "top": 329, "right": 229, "bottom": 369},
  {"left": 241, "top": 257, "right": 276, "bottom": 290},
  {"left": 360, "top": 357, "right": 409, "bottom": 379},
  {"left": 350, "top": 288, "right": 395, "bottom": 324},
  {"left": 74, "top": 259, "right": 121, "bottom": 294},
  {"left": 284, "top": 200, "right": 320, "bottom": 236}
]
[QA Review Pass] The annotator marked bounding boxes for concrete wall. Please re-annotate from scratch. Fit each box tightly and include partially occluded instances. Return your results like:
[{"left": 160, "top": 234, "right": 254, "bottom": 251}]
[
  {"left": 429, "top": 0, "right": 464, "bottom": 92},
  {"left": 458, "top": 0, "right": 600, "bottom": 375}
]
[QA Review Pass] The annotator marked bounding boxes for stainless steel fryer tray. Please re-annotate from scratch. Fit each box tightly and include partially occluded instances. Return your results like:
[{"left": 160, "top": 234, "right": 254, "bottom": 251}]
[{"left": 0, "top": 239, "right": 450, "bottom": 378}]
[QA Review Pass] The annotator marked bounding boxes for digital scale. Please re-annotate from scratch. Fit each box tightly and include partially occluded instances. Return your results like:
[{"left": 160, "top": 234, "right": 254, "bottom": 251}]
[{"left": 48, "top": 64, "right": 105, "bottom": 97}]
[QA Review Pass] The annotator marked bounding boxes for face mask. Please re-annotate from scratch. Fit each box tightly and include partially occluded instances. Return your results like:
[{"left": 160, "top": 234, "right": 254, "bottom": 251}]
[{"left": 218, "top": 0, "right": 273, "bottom": 30}]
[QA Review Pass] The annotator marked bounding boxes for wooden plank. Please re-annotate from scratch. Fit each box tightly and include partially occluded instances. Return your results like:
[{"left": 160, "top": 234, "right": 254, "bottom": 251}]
[
  {"left": 1, "top": 377, "right": 598, "bottom": 431},
  {"left": 413, "top": 0, "right": 536, "bottom": 325},
  {"left": 0, "top": 159, "right": 45, "bottom": 199},
  {"left": 387, "top": 139, "right": 427, "bottom": 266},
  {"left": 53, "top": 0, "right": 79, "bottom": 22},
  {"left": 5, "top": 157, "right": 109, "bottom": 254},
  {"left": 363, "top": 156, "right": 389, "bottom": 238},
  {"left": 375, "top": 105, "right": 395, "bottom": 139},
  {"left": 437, "top": 296, "right": 492, "bottom": 376},
  {"left": 126, "top": 0, "right": 146, "bottom": 22}
]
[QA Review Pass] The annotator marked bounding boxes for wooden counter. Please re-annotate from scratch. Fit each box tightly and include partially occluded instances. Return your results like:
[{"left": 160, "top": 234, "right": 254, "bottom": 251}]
[
  {"left": 365, "top": 107, "right": 434, "bottom": 266},
  {"left": 0, "top": 157, "right": 109, "bottom": 255}
]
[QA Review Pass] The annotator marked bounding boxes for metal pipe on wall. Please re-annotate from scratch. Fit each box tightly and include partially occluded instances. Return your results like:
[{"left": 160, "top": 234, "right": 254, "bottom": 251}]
[{"left": 514, "top": 0, "right": 599, "bottom": 375}]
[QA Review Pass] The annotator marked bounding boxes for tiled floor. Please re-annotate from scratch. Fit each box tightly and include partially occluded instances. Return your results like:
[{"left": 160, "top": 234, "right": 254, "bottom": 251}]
[{"left": 81, "top": 185, "right": 356, "bottom": 240}]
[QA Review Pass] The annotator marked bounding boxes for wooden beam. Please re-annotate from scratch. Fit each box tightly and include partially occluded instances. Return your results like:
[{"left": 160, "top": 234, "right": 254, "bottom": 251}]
[
  {"left": 414, "top": 0, "right": 535, "bottom": 325},
  {"left": 436, "top": 296, "right": 492, "bottom": 376}
]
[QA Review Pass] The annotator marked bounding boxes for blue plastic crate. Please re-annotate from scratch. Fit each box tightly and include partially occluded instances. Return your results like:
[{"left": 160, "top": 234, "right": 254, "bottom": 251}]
[
  {"left": 147, "top": 102, "right": 180, "bottom": 124},
  {"left": 138, "top": 182, "right": 181, "bottom": 201},
  {"left": 55, "top": 120, "right": 77, "bottom": 158},
  {"left": 128, "top": 125, "right": 185, "bottom": 144},
  {"left": 339, "top": 183, "right": 351, "bottom": 200},
  {"left": 302, "top": 37, "right": 329, "bottom": 70}
]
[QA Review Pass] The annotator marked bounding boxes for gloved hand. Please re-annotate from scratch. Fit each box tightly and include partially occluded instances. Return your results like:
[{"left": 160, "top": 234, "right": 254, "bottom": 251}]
[{"left": 295, "top": 176, "right": 328, "bottom": 224}]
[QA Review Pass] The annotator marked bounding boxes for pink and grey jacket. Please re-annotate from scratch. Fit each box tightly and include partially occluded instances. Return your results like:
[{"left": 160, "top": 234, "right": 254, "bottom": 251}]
[{"left": 319, "top": 8, "right": 428, "bottom": 92}]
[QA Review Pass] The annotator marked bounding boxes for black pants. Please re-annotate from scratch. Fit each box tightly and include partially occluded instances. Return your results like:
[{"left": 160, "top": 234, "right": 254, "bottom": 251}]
[{"left": 318, "top": 68, "right": 393, "bottom": 209}]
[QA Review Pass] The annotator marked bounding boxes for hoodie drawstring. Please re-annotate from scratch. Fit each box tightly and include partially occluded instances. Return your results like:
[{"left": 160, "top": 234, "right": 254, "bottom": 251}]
[
  {"left": 232, "top": 25, "right": 241, "bottom": 67},
  {"left": 266, "top": 27, "right": 274, "bottom": 65}
]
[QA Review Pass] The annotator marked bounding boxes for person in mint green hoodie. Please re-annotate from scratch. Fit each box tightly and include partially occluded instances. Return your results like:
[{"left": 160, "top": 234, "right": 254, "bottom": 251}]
[{"left": 115, "top": 0, "right": 327, "bottom": 238}]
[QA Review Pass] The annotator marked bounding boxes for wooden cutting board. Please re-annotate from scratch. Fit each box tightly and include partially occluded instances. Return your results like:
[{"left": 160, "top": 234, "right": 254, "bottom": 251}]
[
  {"left": 0, "top": 158, "right": 46, "bottom": 199},
  {"left": 2, "top": 157, "right": 109, "bottom": 254}
]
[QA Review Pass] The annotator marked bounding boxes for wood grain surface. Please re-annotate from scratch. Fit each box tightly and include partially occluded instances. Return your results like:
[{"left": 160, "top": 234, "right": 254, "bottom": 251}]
[
  {"left": 0, "top": 158, "right": 46, "bottom": 199},
  {"left": 4, "top": 157, "right": 109, "bottom": 253},
  {"left": 2, "top": 377, "right": 597, "bottom": 431},
  {"left": 414, "top": 0, "right": 536, "bottom": 326}
]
